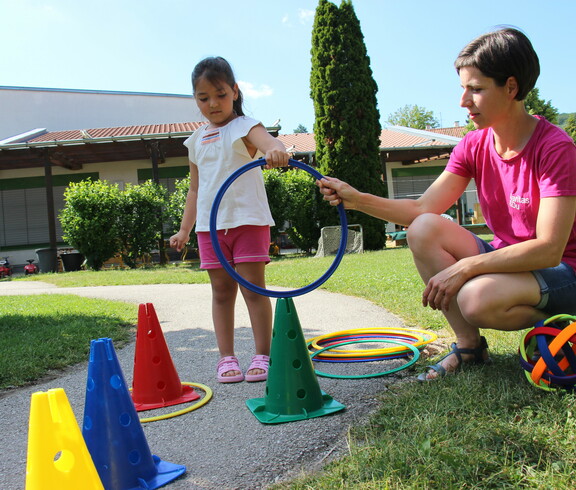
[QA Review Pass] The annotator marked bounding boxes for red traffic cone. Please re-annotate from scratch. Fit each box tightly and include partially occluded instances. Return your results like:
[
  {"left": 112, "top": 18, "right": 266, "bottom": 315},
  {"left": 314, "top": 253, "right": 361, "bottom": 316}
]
[{"left": 131, "top": 303, "right": 199, "bottom": 411}]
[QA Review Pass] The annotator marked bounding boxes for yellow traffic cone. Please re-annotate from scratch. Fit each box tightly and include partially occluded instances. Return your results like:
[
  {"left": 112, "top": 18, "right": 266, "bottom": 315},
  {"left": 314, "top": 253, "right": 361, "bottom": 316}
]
[{"left": 26, "top": 388, "right": 103, "bottom": 489}]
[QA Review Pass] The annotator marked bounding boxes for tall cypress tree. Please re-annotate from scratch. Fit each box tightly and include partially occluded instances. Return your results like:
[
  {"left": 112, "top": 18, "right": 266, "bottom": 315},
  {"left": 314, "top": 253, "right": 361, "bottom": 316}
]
[{"left": 311, "top": 0, "right": 385, "bottom": 249}]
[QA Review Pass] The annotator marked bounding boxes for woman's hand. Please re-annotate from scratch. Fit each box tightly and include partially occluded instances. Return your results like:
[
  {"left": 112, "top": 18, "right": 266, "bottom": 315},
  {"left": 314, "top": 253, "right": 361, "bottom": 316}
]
[
  {"left": 316, "top": 176, "right": 360, "bottom": 210},
  {"left": 422, "top": 262, "right": 469, "bottom": 311}
]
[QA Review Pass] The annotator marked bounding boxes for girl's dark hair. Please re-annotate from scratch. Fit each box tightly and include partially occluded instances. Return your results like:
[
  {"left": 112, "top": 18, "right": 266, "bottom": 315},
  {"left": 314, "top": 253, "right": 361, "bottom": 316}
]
[
  {"left": 191, "top": 56, "right": 244, "bottom": 116},
  {"left": 454, "top": 27, "right": 540, "bottom": 101}
]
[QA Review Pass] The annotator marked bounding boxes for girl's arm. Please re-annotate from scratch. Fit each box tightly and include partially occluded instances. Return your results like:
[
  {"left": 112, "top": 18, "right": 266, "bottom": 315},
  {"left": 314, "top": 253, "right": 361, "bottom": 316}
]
[
  {"left": 244, "top": 124, "right": 289, "bottom": 168},
  {"left": 169, "top": 162, "right": 199, "bottom": 252},
  {"left": 318, "top": 170, "right": 471, "bottom": 226}
]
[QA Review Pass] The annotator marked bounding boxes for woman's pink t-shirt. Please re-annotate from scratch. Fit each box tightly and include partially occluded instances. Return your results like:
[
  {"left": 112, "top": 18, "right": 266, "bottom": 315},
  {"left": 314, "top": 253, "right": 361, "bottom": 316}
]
[{"left": 446, "top": 116, "right": 576, "bottom": 271}]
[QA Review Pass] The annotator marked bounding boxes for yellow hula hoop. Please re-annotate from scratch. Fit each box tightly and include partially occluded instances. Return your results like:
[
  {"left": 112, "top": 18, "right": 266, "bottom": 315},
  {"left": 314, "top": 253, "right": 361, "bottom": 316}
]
[
  {"left": 307, "top": 327, "right": 437, "bottom": 358},
  {"left": 135, "top": 382, "right": 213, "bottom": 423}
]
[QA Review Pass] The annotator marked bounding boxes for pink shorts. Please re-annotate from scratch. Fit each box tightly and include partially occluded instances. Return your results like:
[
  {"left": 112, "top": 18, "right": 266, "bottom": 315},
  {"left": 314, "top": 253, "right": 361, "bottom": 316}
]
[{"left": 197, "top": 225, "right": 271, "bottom": 269}]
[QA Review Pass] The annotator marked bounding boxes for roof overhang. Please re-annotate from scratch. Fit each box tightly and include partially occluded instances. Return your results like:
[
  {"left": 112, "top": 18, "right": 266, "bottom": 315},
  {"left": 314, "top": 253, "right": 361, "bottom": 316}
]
[{"left": 0, "top": 132, "right": 193, "bottom": 170}]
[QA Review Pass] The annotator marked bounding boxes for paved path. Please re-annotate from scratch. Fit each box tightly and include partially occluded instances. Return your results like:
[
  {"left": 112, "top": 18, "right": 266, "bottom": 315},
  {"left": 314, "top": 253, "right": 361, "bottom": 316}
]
[{"left": 0, "top": 281, "right": 422, "bottom": 489}]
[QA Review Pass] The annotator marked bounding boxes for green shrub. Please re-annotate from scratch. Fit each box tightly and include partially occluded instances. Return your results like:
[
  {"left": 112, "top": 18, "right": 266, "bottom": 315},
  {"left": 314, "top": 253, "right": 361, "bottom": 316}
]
[
  {"left": 59, "top": 180, "right": 121, "bottom": 270},
  {"left": 281, "top": 169, "right": 320, "bottom": 253},
  {"left": 117, "top": 180, "right": 166, "bottom": 268},
  {"left": 165, "top": 175, "right": 198, "bottom": 249},
  {"left": 263, "top": 169, "right": 289, "bottom": 243}
]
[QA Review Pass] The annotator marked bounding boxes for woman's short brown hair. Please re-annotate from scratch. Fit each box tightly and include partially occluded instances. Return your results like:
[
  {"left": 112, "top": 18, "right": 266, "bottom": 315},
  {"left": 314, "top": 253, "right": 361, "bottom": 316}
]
[{"left": 455, "top": 27, "right": 540, "bottom": 101}]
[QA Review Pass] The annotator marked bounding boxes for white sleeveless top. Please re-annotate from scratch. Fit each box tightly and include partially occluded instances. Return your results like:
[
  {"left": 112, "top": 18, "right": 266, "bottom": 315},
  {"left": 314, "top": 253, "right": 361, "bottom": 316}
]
[{"left": 183, "top": 116, "right": 274, "bottom": 232}]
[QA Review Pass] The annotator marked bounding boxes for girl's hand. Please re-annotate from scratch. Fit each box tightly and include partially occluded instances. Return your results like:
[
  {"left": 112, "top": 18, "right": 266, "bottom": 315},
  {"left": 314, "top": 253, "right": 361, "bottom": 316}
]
[
  {"left": 263, "top": 149, "right": 289, "bottom": 169},
  {"left": 169, "top": 231, "right": 190, "bottom": 252}
]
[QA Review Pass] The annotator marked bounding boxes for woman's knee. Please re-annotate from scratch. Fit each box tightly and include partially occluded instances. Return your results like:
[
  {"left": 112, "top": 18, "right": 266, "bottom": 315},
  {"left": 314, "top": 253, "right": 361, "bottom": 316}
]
[
  {"left": 457, "top": 277, "right": 500, "bottom": 327},
  {"left": 406, "top": 213, "right": 444, "bottom": 253}
]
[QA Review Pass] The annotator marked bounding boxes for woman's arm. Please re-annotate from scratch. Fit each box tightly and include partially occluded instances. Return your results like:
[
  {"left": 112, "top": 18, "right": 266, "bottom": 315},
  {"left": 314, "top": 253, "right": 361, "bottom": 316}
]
[
  {"left": 318, "top": 170, "right": 471, "bottom": 226},
  {"left": 423, "top": 195, "right": 576, "bottom": 310},
  {"left": 462, "top": 195, "right": 576, "bottom": 274}
]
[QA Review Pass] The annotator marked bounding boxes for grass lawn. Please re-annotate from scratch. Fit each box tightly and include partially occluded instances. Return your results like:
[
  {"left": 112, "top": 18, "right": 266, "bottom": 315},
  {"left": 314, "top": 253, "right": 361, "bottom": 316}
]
[{"left": 5, "top": 243, "right": 576, "bottom": 487}]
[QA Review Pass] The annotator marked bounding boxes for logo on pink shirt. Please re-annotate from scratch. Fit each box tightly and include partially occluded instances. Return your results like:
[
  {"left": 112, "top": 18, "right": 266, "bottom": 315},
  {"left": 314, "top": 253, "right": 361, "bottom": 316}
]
[{"left": 509, "top": 193, "right": 530, "bottom": 210}]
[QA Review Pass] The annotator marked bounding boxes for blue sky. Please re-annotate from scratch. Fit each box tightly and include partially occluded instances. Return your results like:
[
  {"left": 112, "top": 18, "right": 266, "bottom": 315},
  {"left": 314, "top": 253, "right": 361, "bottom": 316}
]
[{"left": 2, "top": 0, "right": 575, "bottom": 133}]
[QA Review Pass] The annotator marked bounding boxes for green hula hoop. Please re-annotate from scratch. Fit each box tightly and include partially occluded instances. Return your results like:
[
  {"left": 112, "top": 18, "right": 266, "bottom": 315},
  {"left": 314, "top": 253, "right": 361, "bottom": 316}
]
[{"left": 311, "top": 339, "right": 420, "bottom": 379}]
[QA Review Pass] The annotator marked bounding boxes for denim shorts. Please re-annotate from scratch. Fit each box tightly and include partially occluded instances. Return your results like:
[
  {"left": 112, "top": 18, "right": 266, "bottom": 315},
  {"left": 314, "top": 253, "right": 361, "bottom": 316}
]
[{"left": 473, "top": 234, "right": 576, "bottom": 315}]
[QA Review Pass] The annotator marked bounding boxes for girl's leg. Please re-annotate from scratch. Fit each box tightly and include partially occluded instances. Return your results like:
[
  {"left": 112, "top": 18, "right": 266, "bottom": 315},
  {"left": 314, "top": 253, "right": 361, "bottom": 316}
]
[
  {"left": 236, "top": 261, "right": 272, "bottom": 376},
  {"left": 208, "top": 268, "right": 241, "bottom": 377},
  {"left": 407, "top": 213, "right": 544, "bottom": 378}
]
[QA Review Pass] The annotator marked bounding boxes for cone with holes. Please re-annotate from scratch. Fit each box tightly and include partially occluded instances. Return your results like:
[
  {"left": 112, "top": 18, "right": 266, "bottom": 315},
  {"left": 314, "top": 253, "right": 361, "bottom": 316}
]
[
  {"left": 246, "top": 297, "right": 345, "bottom": 424},
  {"left": 26, "top": 388, "right": 104, "bottom": 490},
  {"left": 132, "top": 303, "right": 199, "bottom": 411},
  {"left": 82, "top": 337, "right": 186, "bottom": 489}
]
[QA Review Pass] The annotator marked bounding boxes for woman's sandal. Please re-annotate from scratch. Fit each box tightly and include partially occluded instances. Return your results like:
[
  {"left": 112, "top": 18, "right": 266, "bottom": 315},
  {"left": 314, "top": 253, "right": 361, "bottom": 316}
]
[
  {"left": 417, "top": 336, "right": 491, "bottom": 382},
  {"left": 217, "top": 356, "right": 244, "bottom": 383},
  {"left": 245, "top": 354, "right": 269, "bottom": 383}
]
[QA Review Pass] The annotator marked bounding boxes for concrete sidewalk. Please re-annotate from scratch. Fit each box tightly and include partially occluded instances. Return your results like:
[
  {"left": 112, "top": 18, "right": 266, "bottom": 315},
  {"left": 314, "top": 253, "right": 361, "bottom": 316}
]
[{"left": 0, "top": 281, "right": 423, "bottom": 489}]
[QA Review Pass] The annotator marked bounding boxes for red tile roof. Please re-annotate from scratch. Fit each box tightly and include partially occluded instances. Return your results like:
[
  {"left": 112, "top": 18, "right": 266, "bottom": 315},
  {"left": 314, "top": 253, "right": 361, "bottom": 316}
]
[
  {"left": 428, "top": 126, "right": 467, "bottom": 138},
  {"left": 29, "top": 122, "right": 207, "bottom": 143},
  {"left": 278, "top": 127, "right": 460, "bottom": 155},
  {"left": 12, "top": 122, "right": 460, "bottom": 154}
]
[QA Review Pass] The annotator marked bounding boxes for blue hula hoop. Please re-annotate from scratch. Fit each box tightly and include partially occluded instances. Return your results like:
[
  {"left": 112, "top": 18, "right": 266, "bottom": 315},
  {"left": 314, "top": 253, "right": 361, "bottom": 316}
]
[{"left": 209, "top": 158, "right": 347, "bottom": 298}]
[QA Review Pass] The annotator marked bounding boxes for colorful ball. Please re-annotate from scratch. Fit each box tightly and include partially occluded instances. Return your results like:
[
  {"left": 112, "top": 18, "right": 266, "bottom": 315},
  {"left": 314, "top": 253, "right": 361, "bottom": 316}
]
[{"left": 519, "top": 314, "right": 576, "bottom": 391}]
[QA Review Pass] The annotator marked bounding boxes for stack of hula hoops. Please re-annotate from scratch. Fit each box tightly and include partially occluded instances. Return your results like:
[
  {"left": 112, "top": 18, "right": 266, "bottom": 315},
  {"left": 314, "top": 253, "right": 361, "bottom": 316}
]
[{"left": 307, "top": 328, "right": 438, "bottom": 379}]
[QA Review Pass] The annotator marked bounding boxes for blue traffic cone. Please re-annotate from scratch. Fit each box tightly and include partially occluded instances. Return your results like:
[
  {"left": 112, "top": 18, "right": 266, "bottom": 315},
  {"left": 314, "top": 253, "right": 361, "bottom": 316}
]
[
  {"left": 82, "top": 338, "right": 186, "bottom": 489},
  {"left": 246, "top": 297, "right": 345, "bottom": 424}
]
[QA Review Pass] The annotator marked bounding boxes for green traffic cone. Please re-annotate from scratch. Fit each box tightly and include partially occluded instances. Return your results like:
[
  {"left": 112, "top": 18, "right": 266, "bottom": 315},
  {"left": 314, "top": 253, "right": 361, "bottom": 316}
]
[{"left": 246, "top": 297, "right": 345, "bottom": 424}]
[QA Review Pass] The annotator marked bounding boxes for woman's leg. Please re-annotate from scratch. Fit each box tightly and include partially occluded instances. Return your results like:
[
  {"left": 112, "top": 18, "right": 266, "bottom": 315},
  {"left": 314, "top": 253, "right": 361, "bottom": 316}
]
[
  {"left": 236, "top": 261, "right": 272, "bottom": 376},
  {"left": 407, "top": 214, "right": 544, "bottom": 378}
]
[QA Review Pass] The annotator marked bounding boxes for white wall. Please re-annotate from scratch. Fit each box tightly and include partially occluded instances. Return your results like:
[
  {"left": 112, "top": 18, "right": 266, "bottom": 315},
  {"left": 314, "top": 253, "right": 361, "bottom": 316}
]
[{"left": 0, "top": 86, "right": 204, "bottom": 140}]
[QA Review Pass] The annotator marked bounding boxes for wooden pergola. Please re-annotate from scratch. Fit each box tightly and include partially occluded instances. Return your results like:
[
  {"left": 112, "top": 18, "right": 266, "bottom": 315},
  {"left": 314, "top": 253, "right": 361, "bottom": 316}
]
[{"left": 0, "top": 132, "right": 192, "bottom": 265}]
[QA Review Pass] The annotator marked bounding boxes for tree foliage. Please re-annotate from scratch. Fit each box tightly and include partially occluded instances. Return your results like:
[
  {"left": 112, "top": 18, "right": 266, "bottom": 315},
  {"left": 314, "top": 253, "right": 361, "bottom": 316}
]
[
  {"left": 558, "top": 112, "right": 576, "bottom": 128},
  {"left": 387, "top": 104, "right": 439, "bottom": 129},
  {"left": 310, "top": 0, "right": 385, "bottom": 249},
  {"left": 293, "top": 124, "right": 308, "bottom": 133},
  {"left": 524, "top": 88, "right": 558, "bottom": 124},
  {"left": 564, "top": 114, "right": 576, "bottom": 144}
]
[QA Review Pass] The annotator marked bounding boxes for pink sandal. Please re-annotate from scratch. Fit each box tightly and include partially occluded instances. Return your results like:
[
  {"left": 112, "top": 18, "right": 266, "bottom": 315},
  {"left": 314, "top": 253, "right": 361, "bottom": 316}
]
[
  {"left": 217, "top": 356, "right": 244, "bottom": 383},
  {"left": 245, "top": 355, "right": 269, "bottom": 382}
]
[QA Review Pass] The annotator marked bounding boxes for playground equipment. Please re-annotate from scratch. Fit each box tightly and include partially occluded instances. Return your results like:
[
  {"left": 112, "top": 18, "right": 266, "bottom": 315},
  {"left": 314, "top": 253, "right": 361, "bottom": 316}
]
[
  {"left": 132, "top": 303, "right": 200, "bottom": 411},
  {"left": 131, "top": 302, "right": 213, "bottom": 423},
  {"left": 307, "top": 327, "right": 438, "bottom": 362},
  {"left": 519, "top": 314, "right": 576, "bottom": 391},
  {"left": 0, "top": 256, "right": 12, "bottom": 278},
  {"left": 209, "top": 158, "right": 348, "bottom": 298},
  {"left": 210, "top": 158, "right": 350, "bottom": 424},
  {"left": 24, "top": 259, "right": 39, "bottom": 275},
  {"left": 310, "top": 339, "right": 420, "bottom": 379},
  {"left": 26, "top": 388, "right": 104, "bottom": 489},
  {"left": 82, "top": 338, "right": 186, "bottom": 489}
]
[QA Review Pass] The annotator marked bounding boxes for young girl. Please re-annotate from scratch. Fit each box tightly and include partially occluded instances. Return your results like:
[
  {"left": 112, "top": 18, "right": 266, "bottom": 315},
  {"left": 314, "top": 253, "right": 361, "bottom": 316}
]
[
  {"left": 170, "top": 57, "right": 289, "bottom": 383},
  {"left": 318, "top": 27, "right": 576, "bottom": 382}
]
